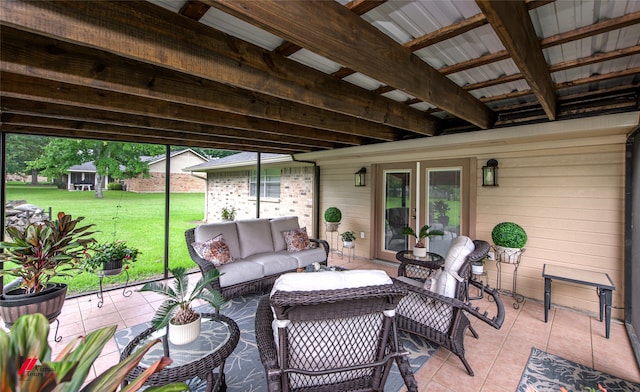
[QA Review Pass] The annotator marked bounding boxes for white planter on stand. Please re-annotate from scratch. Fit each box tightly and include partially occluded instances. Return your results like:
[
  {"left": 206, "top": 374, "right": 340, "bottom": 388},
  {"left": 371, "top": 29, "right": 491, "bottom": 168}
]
[
  {"left": 471, "top": 263, "right": 484, "bottom": 275},
  {"left": 412, "top": 247, "right": 427, "bottom": 258},
  {"left": 168, "top": 313, "right": 201, "bottom": 345}
]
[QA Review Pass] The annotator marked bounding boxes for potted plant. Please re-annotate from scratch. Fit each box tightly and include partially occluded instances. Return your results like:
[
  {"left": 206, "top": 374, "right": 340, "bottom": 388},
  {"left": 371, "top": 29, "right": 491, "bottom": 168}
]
[
  {"left": 0, "top": 313, "right": 186, "bottom": 391},
  {"left": 83, "top": 239, "right": 139, "bottom": 276},
  {"left": 433, "top": 200, "right": 450, "bottom": 227},
  {"left": 400, "top": 224, "right": 444, "bottom": 257},
  {"left": 324, "top": 207, "right": 342, "bottom": 232},
  {"left": 0, "top": 212, "right": 96, "bottom": 327},
  {"left": 220, "top": 205, "right": 236, "bottom": 221},
  {"left": 340, "top": 230, "right": 356, "bottom": 247},
  {"left": 139, "top": 266, "right": 226, "bottom": 345},
  {"left": 471, "top": 257, "right": 486, "bottom": 275},
  {"left": 491, "top": 222, "right": 527, "bottom": 263}
]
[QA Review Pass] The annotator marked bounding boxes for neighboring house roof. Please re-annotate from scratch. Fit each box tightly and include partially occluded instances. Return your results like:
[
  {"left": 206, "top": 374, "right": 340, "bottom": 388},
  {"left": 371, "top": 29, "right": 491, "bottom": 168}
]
[
  {"left": 141, "top": 148, "right": 207, "bottom": 165},
  {"left": 68, "top": 149, "right": 206, "bottom": 173},
  {"left": 68, "top": 161, "right": 98, "bottom": 173},
  {"left": 184, "top": 152, "right": 291, "bottom": 172}
]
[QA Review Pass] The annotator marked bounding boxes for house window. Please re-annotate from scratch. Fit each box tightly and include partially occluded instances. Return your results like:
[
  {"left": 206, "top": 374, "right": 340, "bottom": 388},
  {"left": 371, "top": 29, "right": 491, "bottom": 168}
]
[{"left": 250, "top": 169, "right": 281, "bottom": 198}]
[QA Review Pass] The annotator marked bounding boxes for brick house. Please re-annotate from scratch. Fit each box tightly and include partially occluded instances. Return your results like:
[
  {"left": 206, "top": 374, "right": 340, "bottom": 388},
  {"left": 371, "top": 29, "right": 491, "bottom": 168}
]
[
  {"left": 124, "top": 149, "right": 207, "bottom": 193},
  {"left": 185, "top": 152, "right": 317, "bottom": 235}
]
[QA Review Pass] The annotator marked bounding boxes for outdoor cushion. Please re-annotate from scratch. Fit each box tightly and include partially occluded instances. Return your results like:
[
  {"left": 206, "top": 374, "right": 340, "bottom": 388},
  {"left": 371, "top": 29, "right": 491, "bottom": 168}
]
[
  {"left": 236, "top": 219, "right": 274, "bottom": 258},
  {"left": 191, "top": 233, "right": 234, "bottom": 266},
  {"left": 194, "top": 221, "right": 241, "bottom": 259},
  {"left": 283, "top": 227, "right": 311, "bottom": 252},
  {"left": 280, "top": 247, "right": 327, "bottom": 268},
  {"left": 271, "top": 269, "right": 392, "bottom": 295},
  {"left": 244, "top": 252, "right": 299, "bottom": 276},
  {"left": 217, "top": 260, "right": 264, "bottom": 288},
  {"left": 433, "top": 236, "right": 475, "bottom": 298},
  {"left": 270, "top": 216, "right": 300, "bottom": 251}
]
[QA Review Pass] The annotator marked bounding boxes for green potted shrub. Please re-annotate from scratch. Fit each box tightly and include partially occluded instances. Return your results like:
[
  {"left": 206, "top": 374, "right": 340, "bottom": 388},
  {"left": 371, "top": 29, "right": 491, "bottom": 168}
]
[
  {"left": 83, "top": 239, "right": 140, "bottom": 276},
  {"left": 139, "top": 267, "right": 226, "bottom": 345},
  {"left": 400, "top": 224, "right": 444, "bottom": 257},
  {"left": 0, "top": 313, "right": 186, "bottom": 391},
  {"left": 491, "top": 222, "right": 527, "bottom": 263},
  {"left": 0, "top": 212, "right": 96, "bottom": 327},
  {"left": 340, "top": 230, "right": 356, "bottom": 247},
  {"left": 324, "top": 207, "right": 342, "bottom": 232}
]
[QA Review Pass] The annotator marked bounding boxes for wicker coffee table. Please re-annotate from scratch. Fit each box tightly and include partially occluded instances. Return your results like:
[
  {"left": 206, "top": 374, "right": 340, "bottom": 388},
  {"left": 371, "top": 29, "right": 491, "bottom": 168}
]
[
  {"left": 120, "top": 313, "right": 239, "bottom": 391},
  {"left": 396, "top": 250, "right": 444, "bottom": 281}
]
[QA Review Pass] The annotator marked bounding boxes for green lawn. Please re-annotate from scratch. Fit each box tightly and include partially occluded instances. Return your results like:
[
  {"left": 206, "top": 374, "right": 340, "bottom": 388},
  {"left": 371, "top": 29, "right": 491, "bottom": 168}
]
[{"left": 4, "top": 183, "right": 205, "bottom": 294}]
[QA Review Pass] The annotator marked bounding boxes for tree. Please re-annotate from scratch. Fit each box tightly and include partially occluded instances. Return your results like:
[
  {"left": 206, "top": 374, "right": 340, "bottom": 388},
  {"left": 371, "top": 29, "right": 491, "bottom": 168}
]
[
  {"left": 30, "top": 138, "right": 164, "bottom": 198},
  {"left": 5, "top": 134, "right": 47, "bottom": 184}
]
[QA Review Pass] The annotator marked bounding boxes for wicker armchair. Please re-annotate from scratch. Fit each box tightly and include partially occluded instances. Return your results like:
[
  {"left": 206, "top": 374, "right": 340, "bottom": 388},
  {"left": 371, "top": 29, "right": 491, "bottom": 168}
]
[
  {"left": 255, "top": 284, "right": 418, "bottom": 392},
  {"left": 394, "top": 238, "right": 505, "bottom": 376}
]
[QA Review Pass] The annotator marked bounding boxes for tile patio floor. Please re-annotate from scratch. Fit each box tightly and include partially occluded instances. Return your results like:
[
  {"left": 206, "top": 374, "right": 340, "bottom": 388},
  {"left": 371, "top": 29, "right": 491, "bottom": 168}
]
[{"left": 30, "top": 254, "right": 640, "bottom": 391}]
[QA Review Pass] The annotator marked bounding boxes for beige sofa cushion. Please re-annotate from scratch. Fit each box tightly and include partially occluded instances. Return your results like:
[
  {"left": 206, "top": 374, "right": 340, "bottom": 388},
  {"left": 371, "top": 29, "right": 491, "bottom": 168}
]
[
  {"left": 270, "top": 216, "right": 300, "bottom": 251},
  {"left": 236, "top": 219, "right": 274, "bottom": 258},
  {"left": 194, "top": 221, "right": 241, "bottom": 259}
]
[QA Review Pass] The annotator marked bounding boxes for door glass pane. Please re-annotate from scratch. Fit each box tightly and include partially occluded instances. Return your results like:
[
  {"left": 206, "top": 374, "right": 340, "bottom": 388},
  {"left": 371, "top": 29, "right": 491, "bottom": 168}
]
[
  {"left": 427, "top": 169, "right": 461, "bottom": 255},
  {"left": 384, "top": 171, "right": 411, "bottom": 252}
]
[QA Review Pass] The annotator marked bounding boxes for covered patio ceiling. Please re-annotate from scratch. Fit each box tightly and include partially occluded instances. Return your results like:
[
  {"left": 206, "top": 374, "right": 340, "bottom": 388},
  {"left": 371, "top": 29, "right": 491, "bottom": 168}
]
[{"left": 0, "top": 0, "right": 638, "bottom": 153}]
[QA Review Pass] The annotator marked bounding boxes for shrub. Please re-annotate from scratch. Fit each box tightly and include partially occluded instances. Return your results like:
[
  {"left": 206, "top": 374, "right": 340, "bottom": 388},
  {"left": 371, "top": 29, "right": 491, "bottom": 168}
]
[
  {"left": 323, "top": 207, "right": 342, "bottom": 223},
  {"left": 107, "top": 182, "right": 123, "bottom": 190},
  {"left": 491, "top": 222, "right": 527, "bottom": 248}
]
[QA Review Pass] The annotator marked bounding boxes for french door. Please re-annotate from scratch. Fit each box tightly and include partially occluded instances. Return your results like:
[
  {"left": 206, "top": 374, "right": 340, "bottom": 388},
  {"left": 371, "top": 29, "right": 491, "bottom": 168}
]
[{"left": 376, "top": 160, "right": 469, "bottom": 263}]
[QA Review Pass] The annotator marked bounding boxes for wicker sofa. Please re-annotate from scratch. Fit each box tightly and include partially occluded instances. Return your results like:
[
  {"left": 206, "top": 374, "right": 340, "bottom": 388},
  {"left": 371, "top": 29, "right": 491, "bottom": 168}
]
[{"left": 185, "top": 216, "right": 329, "bottom": 300}]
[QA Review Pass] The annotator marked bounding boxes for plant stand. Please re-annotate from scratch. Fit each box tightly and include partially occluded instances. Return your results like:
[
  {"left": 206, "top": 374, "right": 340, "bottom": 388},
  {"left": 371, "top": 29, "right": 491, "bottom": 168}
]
[
  {"left": 325, "top": 229, "right": 339, "bottom": 254},
  {"left": 340, "top": 241, "right": 355, "bottom": 262},
  {"left": 96, "top": 268, "right": 132, "bottom": 308},
  {"left": 494, "top": 247, "right": 525, "bottom": 309},
  {"left": 468, "top": 270, "right": 488, "bottom": 300}
]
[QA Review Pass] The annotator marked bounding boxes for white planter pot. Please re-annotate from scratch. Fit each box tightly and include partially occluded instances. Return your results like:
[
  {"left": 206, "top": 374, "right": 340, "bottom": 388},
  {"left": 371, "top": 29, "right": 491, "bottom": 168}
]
[
  {"left": 412, "top": 247, "right": 427, "bottom": 258},
  {"left": 471, "top": 263, "right": 484, "bottom": 275},
  {"left": 494, "top": 246, "right": 525, "bottom": 264},
  {"left": 168, "top": 314, "right": 201, "bottom": 345},
  {"left": 343, "top": 240, "right": 354, "bottom": 248}
]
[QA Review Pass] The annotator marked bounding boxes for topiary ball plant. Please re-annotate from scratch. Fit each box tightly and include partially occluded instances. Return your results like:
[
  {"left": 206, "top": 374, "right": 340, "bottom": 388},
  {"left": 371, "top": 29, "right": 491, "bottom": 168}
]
[
  {"left": 491, "top": 222, "right": 527, "bottom": 249},
  {"left": 324, "top": 207, "right": 342, "bottom": 223}
]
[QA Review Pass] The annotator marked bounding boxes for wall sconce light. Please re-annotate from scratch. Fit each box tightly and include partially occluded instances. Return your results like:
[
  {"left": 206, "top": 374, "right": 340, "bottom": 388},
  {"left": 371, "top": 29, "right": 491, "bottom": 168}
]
[
  {"left": 355, "top": 167, "right": 366, "bottom": 187},
  {"left": 482, "top": 159, "right": 498, "bottom": 187}
]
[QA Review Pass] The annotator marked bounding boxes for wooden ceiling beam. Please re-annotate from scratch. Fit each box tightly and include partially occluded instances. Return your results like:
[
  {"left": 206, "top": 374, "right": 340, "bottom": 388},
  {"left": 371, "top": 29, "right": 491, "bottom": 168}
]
[
  {"left": 2, "top": 124, "right": 302, "bottom": 153},
  {"left": 179, "top": 1, "right": 211, "bottom": 21},
  {"left": 476, "top": 0, "right": 557, "bottom": 120},
  {"left": 209, "top": 0, "right": 496, "bottom": 129},
  {"left": 2, "top": 113, "right": 322, "bottom": 151},
  {"left": 0, "top": 96, "right": 362, "bottom": 147},
  {"left": 0, "top": 0, "right": 438, "bottom": 134},
  {"left": 0, "top": 72, "right": 371, "bottom": 147},
  {"left": 0, "top": 27, "right": 399, "bottom": 141},
  {"left": 440, "top": 10, "right": 640, "bottom": 76}
]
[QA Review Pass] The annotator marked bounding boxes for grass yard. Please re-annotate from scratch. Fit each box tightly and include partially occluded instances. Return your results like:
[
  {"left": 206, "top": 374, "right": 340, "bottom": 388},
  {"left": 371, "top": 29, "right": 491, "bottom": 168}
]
[{"left": 4, "top": 183, "right": 205, "bottom": 294}]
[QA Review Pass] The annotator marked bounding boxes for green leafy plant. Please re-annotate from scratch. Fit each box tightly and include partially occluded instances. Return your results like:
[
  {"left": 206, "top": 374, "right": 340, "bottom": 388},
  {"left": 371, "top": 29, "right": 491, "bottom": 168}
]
[
  {"left": 491, "top": 222, "right": 527, "bottom": 249},
  {"left": 340, "top": 231, "right": 356, "bottom": 242},
  {"left": 400, "top": 224, "right": 444, "bottom": 248},
  {"left": 0, "top": 212, "right": 97, "bottom": 294},
  {"left": 82, "top": 240, "right": 140, "bottom": 274},
  {"left": 139, "top": 267, "right": 226, "bottom": 328},
  {"left": 432, "top": 200, "right": 450, "bottom": 220},
  {"left": 220, "top": 206, "right": 236, "bottom": 221},
  {"left": 323, "top": 207, "right": 342, "bottom": 223},
  {"left": 0, "top": 313, "right": 187, "bottom": 392}
]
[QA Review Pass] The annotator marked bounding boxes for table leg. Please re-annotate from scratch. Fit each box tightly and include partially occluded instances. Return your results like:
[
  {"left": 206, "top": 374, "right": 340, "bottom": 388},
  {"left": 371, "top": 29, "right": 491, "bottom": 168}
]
[
  {"left": 544, "top": 277, "right": 551, "bottom": 322},
  {"left": 598, "top": 288, "right": 605, "bottom": 322},
  {"left": 604, "top": 289, "right": 612, "bottom": 339}
]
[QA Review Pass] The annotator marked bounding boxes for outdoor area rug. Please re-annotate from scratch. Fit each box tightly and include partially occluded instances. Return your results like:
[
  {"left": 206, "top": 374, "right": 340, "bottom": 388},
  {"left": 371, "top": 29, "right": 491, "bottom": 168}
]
[
  {"left": 517, "top": 347, "right": 640, "bottom": 392},
  {"left": 114, "top": 293, "right": 437, "bottom": 391}
]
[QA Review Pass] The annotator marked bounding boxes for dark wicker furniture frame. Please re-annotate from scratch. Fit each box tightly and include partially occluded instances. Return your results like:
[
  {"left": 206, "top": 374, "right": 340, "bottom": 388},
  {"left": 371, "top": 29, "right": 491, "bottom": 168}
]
[
  {"left": 394, "top": 240, "right": 506, "bottom": 376},
  {"left": 120, "top": 313, "right": 239, "bottom": 392},
  {"left": 255, "top": 284, "right": 418, "bottom": 392},
  {"left": 185, "top": 227, "right": 329, "bottom": 300}
]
